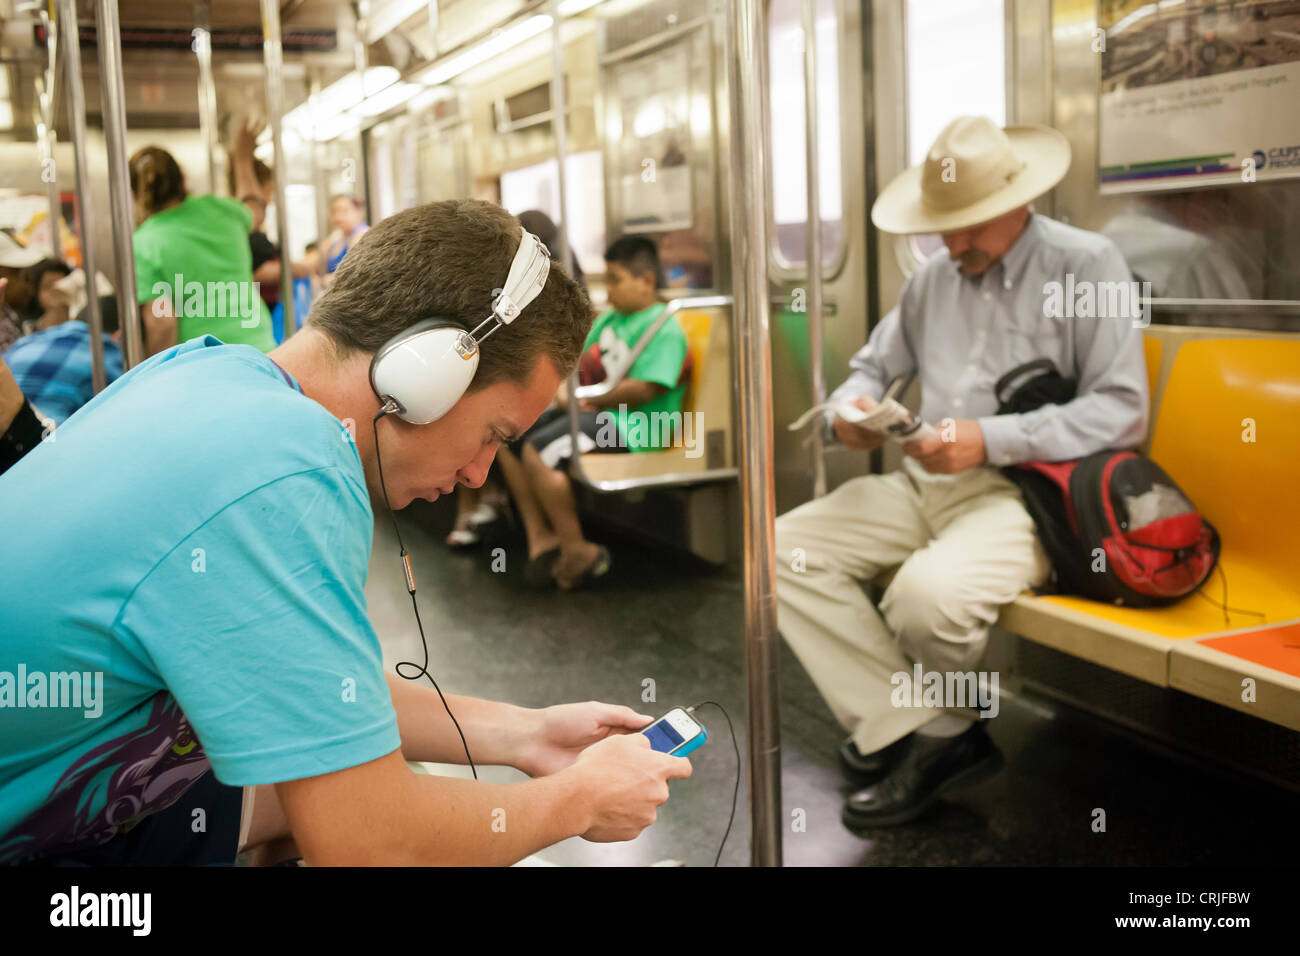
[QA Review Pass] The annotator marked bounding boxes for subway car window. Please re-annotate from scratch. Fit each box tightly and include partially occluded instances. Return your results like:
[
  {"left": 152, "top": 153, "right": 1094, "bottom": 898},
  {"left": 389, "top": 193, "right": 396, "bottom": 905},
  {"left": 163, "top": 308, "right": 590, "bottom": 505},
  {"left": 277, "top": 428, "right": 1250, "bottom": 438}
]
[{"left": 766, "top": 0, "right": 845, "bottom": 271}]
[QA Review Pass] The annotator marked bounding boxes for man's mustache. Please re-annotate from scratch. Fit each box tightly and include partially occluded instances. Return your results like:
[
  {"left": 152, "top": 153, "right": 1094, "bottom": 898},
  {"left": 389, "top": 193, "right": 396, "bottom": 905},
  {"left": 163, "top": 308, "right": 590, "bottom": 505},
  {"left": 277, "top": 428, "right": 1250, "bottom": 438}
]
[{"left": 952, "top": 250, "right": 988, "bottom": 267}]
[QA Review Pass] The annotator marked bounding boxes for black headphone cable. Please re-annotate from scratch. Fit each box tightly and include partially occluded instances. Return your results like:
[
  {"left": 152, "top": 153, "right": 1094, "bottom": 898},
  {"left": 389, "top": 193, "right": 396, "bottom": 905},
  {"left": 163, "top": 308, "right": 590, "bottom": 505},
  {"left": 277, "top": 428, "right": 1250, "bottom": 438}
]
[{"left": 372, "top": 408, "right": 478, "bottom": 779}]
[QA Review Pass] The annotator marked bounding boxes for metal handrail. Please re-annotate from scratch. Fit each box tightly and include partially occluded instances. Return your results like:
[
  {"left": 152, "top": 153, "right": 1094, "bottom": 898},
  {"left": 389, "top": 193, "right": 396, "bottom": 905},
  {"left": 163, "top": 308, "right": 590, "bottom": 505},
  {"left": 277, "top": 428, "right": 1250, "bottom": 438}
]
[{"left": 566, "top": 294, "right": 736, "bottom": 493}]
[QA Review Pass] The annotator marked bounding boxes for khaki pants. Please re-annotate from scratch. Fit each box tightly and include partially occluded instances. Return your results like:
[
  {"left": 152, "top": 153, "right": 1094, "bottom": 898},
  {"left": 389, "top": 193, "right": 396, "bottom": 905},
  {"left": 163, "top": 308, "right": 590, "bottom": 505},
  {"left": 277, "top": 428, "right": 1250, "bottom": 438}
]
[{"left": 774, "top": 457, "right": 1050, "bottom": 755}]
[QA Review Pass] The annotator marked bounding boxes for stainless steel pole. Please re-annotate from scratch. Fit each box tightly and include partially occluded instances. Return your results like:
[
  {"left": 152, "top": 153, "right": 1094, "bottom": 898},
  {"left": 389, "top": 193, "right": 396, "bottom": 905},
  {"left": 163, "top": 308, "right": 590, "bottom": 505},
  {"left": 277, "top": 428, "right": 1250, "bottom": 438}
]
[
  {"left": 39, "top": 5, "right": 61, "bottom": 258},
  {"left": 95, "top": 0, "right": 142, "bottom": 368},
  {"left": 308, "top": 70, "right": 329, "bottom": 263},
  {"left": 549, "top": 0, "right": 573, "bottom": 276},
  {"left": 57, "top": 0, "right": 106, "bottom": 394},
  {"left": 194, "top": 1, "right": 220, "bottom": 194},
  {"left": 725, "top": 0, "right": 783, "bottom": 866},
  {"left": 260, "top": 0, "right": 296, "bottom": 337},
  {"left": 802, "top": 0, "right": 827, "bottom": 497},
  {"left": 552, "top": 0, "right": 583, "bottom": 450}
]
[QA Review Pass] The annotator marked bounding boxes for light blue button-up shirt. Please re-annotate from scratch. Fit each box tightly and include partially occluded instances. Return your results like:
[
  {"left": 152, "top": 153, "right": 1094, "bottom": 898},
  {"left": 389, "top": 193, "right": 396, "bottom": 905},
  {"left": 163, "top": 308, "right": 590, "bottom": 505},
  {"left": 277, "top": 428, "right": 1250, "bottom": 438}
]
[{"left": 830, "top": 213, "right": 1149, "bottom": 465}]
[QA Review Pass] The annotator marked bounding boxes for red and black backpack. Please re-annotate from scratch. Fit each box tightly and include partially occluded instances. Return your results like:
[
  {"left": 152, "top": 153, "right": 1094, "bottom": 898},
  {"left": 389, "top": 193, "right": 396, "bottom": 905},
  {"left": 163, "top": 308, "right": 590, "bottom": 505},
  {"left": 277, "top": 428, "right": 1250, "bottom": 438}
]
[
  {"left": 995, "top": 361, "right": 1220, "bottom": 607},
  {"left": 1005, "top": 453, "right": 1220, "bottom": 607}
]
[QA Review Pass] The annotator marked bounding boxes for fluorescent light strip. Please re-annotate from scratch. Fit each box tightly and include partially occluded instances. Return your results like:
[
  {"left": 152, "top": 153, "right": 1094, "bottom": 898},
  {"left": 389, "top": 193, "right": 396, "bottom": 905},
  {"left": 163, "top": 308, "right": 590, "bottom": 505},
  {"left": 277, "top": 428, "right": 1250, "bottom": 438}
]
[
  {"left": 414, "top": 14, "right": 553, "bottom": 85},
  {"left": 352, "top": 82, "right": 422, "bottom": 117}
]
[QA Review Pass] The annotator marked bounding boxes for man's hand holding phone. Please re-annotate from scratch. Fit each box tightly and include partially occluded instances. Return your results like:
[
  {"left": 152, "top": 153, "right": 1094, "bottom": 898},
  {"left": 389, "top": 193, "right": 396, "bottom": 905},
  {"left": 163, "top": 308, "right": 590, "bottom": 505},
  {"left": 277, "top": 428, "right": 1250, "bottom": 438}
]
[
  {"left": 833, "top": 395, "right": 886, "bottom": 450},
  {"left": 568, "top": 733, "right": 693, "bottom": 843}
]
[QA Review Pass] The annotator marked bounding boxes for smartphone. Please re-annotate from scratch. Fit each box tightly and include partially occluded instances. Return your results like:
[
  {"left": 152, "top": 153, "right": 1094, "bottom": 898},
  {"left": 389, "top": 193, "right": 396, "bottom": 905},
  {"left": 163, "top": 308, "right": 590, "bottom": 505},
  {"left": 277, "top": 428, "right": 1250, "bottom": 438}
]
[{"left": 641, "top": 707, "right": 707, "bottom": 757}]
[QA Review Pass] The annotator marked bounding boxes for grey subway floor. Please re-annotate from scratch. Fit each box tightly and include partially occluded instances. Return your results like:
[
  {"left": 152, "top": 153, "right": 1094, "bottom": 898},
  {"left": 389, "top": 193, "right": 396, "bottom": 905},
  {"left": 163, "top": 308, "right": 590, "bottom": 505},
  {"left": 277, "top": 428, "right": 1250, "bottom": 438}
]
[{"left": 365, "top": 498, "right": 1300, "bottom": 867}]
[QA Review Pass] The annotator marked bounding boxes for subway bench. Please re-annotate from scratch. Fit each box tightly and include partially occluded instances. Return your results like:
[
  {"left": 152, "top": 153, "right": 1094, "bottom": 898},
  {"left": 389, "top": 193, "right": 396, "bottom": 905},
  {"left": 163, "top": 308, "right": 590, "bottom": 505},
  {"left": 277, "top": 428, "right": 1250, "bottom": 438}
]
[{"left": 996, "top": 325, "right": 1300, "bottom": 733}]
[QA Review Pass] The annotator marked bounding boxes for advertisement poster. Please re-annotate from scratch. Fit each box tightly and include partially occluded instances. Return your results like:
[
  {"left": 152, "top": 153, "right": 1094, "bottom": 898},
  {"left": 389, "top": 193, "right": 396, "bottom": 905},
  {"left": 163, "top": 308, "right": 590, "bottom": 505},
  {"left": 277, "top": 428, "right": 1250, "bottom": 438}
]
[
  {"left": 614, "top": 43, "right": 693, "bottom": 232},
  {"left": 1097, "top": 0, "right": 1300, "bottom": 193}
]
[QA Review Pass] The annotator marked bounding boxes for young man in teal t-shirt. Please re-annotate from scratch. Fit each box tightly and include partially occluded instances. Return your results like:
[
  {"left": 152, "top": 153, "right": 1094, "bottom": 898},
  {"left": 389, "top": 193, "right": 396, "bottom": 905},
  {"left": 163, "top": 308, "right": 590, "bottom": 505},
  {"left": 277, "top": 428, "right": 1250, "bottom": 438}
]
[
  {"left": 496, "top": 236, "right": 689, "bottom": 589},
  {"left": 0, "top": 201, "right": 693, "bottom": 866}
]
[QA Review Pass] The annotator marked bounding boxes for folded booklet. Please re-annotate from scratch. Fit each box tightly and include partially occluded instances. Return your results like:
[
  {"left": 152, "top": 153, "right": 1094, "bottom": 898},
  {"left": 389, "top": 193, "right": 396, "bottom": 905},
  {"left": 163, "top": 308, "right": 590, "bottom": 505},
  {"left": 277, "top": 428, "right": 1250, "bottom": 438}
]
[{"left": 788, "top": 398, "right": 938, "bottom": 443}]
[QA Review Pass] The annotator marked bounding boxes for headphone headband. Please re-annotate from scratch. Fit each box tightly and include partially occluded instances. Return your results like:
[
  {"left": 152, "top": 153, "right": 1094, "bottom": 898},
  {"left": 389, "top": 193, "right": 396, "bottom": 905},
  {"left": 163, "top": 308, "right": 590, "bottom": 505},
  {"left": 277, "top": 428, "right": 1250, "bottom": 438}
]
[{"left": 369, "top": 224, "right": 552, "bottom": 424}]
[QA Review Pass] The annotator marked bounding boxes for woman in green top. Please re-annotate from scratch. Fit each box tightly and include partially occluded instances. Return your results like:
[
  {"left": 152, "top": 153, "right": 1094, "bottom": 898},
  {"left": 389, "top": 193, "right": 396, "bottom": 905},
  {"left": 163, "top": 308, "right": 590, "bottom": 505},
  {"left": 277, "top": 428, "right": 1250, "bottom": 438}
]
[{"left": 130, "top": 120, "right": 275, "bottom": 356}]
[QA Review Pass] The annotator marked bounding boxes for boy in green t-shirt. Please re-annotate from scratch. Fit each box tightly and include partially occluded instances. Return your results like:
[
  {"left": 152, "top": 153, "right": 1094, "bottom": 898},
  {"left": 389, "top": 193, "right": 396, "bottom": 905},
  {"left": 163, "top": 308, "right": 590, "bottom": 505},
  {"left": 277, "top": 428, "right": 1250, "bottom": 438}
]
[{"left": 498, "top": 236, "right": 689, "bottom": 589}]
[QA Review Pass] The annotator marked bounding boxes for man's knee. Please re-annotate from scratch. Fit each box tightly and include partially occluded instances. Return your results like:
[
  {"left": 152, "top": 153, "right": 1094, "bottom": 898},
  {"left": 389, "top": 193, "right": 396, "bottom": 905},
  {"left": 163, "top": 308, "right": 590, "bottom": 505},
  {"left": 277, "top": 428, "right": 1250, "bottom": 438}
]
[{"left": 880, "top": 558, "right": 989, "bottom": 670}]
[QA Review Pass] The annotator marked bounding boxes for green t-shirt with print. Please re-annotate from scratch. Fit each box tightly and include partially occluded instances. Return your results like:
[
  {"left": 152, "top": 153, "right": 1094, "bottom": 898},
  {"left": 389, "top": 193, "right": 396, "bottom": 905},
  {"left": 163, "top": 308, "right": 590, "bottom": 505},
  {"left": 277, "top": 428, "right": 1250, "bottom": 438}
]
[
  {"left": 585, "top": 302, "right": 689, "bottom": 453},
  {"left": 133, "top": 195, "right": 275, "bottom": 352}
]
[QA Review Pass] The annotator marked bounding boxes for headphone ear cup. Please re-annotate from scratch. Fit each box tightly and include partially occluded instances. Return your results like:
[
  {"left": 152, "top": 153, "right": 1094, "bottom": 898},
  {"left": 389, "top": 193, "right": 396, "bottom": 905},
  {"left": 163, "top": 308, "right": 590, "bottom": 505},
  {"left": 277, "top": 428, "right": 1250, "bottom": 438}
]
[{"left": 370, "top": 319, "right": 480, "bottom": 424}]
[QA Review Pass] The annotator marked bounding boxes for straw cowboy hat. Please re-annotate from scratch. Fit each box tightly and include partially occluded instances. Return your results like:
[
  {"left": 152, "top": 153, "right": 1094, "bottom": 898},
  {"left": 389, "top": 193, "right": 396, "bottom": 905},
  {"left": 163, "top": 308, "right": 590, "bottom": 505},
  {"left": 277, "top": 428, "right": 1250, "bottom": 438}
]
[{"left": 871, "top": 116, "right": 1071, "bottom": 235}]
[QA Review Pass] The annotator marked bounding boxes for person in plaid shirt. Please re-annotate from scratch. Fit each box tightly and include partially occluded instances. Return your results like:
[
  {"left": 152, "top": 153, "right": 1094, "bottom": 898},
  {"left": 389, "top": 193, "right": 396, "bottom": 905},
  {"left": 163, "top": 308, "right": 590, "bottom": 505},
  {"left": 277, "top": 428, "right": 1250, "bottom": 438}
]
[{"left": 2, "top": 295, "right": 123, "bottom": 425}]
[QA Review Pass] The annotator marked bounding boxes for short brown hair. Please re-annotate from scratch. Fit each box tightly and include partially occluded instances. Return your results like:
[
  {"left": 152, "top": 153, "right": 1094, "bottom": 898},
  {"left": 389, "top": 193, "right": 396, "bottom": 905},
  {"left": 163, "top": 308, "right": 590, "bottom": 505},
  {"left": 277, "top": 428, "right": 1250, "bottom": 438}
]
[{"left": 310, "top": 199, "right": 592, "bottom": 390}]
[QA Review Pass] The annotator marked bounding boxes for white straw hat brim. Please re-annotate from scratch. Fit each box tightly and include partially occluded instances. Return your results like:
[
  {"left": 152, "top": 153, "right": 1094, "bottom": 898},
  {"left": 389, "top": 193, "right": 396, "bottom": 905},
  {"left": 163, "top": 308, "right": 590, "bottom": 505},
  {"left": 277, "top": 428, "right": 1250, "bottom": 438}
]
[{"left": 871, "top": 125, "right": 1071, "bottom": 235}]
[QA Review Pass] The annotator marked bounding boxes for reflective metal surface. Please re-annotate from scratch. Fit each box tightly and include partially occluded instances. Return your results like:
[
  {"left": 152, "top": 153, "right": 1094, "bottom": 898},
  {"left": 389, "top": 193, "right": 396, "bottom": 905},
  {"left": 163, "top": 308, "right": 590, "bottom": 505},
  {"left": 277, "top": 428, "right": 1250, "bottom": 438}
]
[
  {"left": 725, "top": 0, "right": 783, "bottom": 868},
  {"left": 57, "top": 0, "right": 106, "bottom": 394},
  {"left": 95, "top": 0, "right": 143, "bottom": 368},
  {"left": 801, "top": 0, "right": 827, "bottom": 498},
  {"left": 261, "top": 0, "right": 297, "bottom": 337}
]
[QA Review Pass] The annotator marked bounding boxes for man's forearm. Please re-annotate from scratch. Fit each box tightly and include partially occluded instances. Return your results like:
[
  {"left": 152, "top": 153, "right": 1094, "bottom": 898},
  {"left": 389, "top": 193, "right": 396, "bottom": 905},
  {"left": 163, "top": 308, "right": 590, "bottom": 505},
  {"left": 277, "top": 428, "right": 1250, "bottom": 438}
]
[
  {"left": 279, "top": 748, "right": 591, "bottom": 866},
  {"left": 386, "top": 674, "right": 534, "bottom": 770},
  {"left": 599, "top": 378, "right": 659, "bottom": 409}
]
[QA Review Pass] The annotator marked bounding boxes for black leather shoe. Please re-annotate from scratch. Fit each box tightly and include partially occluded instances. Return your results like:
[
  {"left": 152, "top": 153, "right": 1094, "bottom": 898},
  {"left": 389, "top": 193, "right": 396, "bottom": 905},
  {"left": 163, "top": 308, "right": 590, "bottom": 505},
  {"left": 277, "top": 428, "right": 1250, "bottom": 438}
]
[
  {"left": 842, "top": 723, "right": 1003, "bottom": 829},
  {"left": 838, "top": 734, "right": 911, "bottom": 786}
]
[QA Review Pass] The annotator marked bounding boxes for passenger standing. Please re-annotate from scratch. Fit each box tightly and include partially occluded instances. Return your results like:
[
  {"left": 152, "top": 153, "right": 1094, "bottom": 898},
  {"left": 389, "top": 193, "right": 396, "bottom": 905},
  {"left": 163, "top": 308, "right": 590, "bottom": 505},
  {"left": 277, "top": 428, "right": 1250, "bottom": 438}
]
[
  {"left": 227, "top": 153, "right": 315, "bottom": 335},
  {"left": 130, "top": 121, "right": 275, "bottom": 356},
  {"left": 320, "top": 195, "right": 368, "bottom": 286}
]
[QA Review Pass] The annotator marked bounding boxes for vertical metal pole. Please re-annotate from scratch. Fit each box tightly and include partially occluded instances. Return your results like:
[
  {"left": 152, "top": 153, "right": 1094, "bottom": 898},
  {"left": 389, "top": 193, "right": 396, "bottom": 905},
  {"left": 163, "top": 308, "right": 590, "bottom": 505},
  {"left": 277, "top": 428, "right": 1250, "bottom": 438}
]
[
  {"left": 194, "top": 1, "right": 220, "bottom": 195},
  {"left": 39, "top": 6, "right": 62, "bottom": 258},
  {"left": 58, "top": 0, "right": 106, "bottom": 393},
  {"left": 551, "top": 1, "right": 583, "bottom": 469},
  {"left": 95, "top": 0, "right": 142, "bottom": 368},
  {"left": 309, "top": 70, "right": 329, "bottom": 260},
  {"left": 549, "top": 1, "right": 573, "bottom": 276},
  {"left": 261, "top": 0, "right": 296, "bottom": 337},
  {"left": 725, "top": 0, "right": 782, "bottom": 866},
  {"left": 802, "top": 0, "right": 827, "bottom": 497}
]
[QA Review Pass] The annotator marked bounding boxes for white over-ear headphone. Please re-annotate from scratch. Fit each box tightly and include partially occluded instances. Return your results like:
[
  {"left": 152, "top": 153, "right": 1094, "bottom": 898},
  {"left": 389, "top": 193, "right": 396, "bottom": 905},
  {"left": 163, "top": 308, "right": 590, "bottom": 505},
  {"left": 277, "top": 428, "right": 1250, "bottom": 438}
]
[{"left": 368, "top": 227, "right": 552, "bottom": 424}]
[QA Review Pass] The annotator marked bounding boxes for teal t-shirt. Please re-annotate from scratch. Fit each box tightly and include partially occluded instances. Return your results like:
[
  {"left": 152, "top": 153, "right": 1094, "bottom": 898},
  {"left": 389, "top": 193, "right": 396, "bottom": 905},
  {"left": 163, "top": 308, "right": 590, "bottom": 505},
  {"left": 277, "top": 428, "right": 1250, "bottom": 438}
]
[
  {"left": 134, "top": 195, "right": 276, "bottom": 352},
  {"left": 0, "top": 337, "right": 399, "bottom": 863},
  {"left": 585, "top": 303, "right": 689, "bottom": 452}
]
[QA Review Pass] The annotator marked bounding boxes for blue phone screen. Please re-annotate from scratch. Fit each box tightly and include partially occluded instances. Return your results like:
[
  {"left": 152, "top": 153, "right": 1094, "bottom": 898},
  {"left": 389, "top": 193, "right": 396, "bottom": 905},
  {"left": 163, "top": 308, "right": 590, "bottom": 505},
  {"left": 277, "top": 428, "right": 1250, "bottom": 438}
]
[{"left": 643, "top": 719, "right": 685, "bottom": 753}]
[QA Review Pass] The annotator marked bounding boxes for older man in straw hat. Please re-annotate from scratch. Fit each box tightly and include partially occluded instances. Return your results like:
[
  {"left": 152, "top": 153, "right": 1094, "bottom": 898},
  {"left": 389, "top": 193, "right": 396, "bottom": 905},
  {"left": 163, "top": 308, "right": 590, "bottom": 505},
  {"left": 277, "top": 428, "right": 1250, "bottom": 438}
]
[{"left": 776, "top": 116, "right": 1148, "bottom": 830}]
